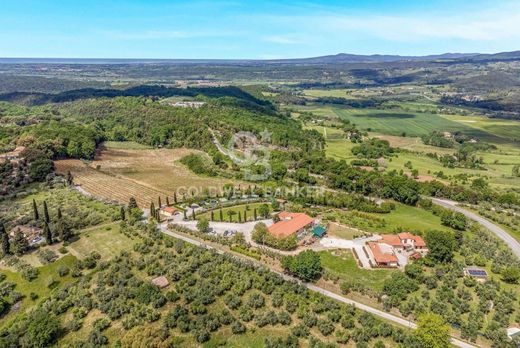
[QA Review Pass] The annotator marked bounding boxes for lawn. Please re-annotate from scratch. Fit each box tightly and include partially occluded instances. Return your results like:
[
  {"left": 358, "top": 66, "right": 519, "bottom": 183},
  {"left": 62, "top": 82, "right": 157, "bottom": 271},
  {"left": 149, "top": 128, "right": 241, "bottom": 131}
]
[
  {"left": 0, "top": 254, "right": 77, "bottom": 325},
  {"left": 368, "top": 203, "right": 448, "bottom": 234},
  {"left": 318, "top": 250, "right": 394, "bottom": 291},
  {"left": 68, "top": 223, "right": 136, "bottom": 260},
  {"left": 198, "top": 202, "right": 272, "bottom": 222},
  {"left": 327, "top": 222, "right": 368, "bottom": 240}
]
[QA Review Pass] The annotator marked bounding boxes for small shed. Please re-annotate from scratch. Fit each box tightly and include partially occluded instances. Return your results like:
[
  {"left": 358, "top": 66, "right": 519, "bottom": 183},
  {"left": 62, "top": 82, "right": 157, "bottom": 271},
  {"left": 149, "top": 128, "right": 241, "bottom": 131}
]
[
  {"left": 151, "top": 276, "right": 169, "bottom": 289},
  {"left": 312, "top": 225, "right": 327, "bottom": 238}
]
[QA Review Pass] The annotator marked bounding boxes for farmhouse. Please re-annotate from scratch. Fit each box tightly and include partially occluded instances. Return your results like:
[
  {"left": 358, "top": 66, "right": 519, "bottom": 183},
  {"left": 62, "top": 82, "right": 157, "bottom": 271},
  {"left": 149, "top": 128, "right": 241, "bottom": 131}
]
[
  {"left": 366, "top": 241, "right": 399, "bottom": 267},
  {"left": 365, "top": 232, "right": 428, "bottom": 268},
  {"left": 268, "top": 212, "right": 315, "bottom": 239},
  {"left": 172, "top": 101, "right": 205, "bottom": 108},
  {"left": 9, "top": 225, "right": 43, "bottom": 246},
  {"left": 160, "top": 206, "right": 179, "bottom": 218}
]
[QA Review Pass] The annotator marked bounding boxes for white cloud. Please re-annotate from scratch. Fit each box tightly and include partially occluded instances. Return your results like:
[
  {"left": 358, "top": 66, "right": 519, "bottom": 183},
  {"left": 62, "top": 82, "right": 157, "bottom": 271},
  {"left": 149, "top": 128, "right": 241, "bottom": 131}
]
[{"left": 263, "top": 34, "right": 303, "bottom": 45}]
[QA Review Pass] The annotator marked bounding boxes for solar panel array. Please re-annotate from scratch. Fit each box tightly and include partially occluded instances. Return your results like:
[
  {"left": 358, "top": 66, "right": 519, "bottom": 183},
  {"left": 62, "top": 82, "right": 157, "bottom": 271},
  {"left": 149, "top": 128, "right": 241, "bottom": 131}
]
[{"left": 467, "top": 269, "right": 487, "bottom": 276}]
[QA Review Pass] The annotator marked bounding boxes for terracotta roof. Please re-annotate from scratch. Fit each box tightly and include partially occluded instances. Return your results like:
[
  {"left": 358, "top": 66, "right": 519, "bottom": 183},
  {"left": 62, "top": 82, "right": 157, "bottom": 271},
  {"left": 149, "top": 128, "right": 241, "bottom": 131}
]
[
  {"left": 268, "top": 212, "right": 314, "bottom": 238},
  {"left": 161, "top": 206, "right": 178, "bottom": 214},
  {"left": 379, "top": 234, "right": 403, "bottom": 247},
  {"left": 151, "top": 276, "right": 169, "bottom": 288},
  {"left": 397, "top": 232, "right": 415, "bottom": 240},
  {"left": 413, "top": 235, "right": 426, "bottom": 248},
  {"left": 368, "top": 242, "right": 398, "bottom": 264}
]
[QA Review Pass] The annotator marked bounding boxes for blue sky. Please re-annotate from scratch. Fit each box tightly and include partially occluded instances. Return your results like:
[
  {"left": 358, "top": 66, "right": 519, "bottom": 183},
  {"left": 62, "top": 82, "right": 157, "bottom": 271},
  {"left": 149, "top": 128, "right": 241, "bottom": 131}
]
[{"left": 1, "top": 0, "right": 519, "bottom": 59}]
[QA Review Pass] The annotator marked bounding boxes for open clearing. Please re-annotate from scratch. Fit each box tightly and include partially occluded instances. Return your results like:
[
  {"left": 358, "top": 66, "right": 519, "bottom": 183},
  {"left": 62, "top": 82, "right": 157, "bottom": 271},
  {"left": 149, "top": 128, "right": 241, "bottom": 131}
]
[
  {"left": 318, "top": 250, "right": 394, "bottom": 291},
  {"left": 56, "top": 143, "right": 240, "bottom": 207}
]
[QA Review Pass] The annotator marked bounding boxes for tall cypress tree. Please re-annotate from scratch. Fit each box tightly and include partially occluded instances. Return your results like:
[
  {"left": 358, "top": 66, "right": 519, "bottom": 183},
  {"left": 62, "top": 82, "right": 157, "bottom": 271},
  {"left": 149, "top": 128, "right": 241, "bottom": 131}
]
[
  {"left": 244, "top": 210, "right": 247, "bottom": 222},
  {"left": 120, "top": 206, "right": 126, "bottom": 221},
  {"left": 128, "top": 197, "right": 138, "bottom": 210},
  {"left": 183, "top": 210, "right": 187, "bottom": 220},
  {"left": 254, "top": 208, "right": 257, "bottom": 221},
  {"left": 174, "top": 192, "right": 178, "bottom": 204},
  {"left": 150, "top": 202, "right": 156, "bottom": 220},
  {"left": 238, "top": 211, "right": 242, "bottom": 223},
  {"left": 192, "top": 210, "right": 196, "bottom": 220},
  {"left": 219, "top": 208, "right": 223, "bottom": 221},
  {"left": 43, "top": 201, "right": 50, "bottom": 223},
  {"left": 158, "top": 196, "right": 162, "bottom": 208},
  {"left": 43, "top": 222, "right": 53, "bottom": 245},
  {"left": 0, "top": 223, "right": 10, "bottom": 255},
  {"left": 32, "top": 199, "right": 39, "bottom": 221},
  {"left": 57, "top": 208, "right": 63, "bottom": 220},
  {"left": 210, "top": 210, "right": 214, "bottom": 221},
  {"left": 166, "top": 196, "right": 170, "bottom": 206},
  {"left": 66, "top": 170, "right": 74, "bottom": 185}
]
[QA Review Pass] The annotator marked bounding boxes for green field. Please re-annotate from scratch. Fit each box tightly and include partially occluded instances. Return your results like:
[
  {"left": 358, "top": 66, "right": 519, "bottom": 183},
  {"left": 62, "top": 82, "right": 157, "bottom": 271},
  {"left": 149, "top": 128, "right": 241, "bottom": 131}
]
[
  {"left": 369, "top": 203, "right": 448, "bottom": 233},
  {"left": 198, "top": 202, "right": 272, "bottom": 222},
  {"left": 68, "top": 223, "right": 136, "bottom": 260},
  {"left": 318, "top": 250, "right": 394, "bottom": 291},
  {"left": 0, "top": 255, "right": 77, "bottom": 324}
]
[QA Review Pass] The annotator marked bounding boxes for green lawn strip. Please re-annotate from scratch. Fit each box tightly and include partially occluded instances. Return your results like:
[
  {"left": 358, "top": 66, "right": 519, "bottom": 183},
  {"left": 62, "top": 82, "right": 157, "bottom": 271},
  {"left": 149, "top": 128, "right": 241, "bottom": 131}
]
[
  {"left": 197, "top": 202, "right": 271, "bottom": 223},
  {"left": 103, "top": 141, "right": 153, "bottom": 149},
  {"left": 318, "top": 250, "right": 394, "bottom": 291}
]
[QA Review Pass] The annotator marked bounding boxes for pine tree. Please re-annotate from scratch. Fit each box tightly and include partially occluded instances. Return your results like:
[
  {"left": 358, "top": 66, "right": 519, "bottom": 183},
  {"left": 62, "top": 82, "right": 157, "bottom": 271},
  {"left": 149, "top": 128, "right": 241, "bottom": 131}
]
[
  {"left": 43, "top": 221, "right": 53, "bottom": 245},
  {"left": 32, "top": 199, "right": 39, "bottom": 221},
  {"left": 128, "top": 197, "right": 138, "bottom": 210},
  {"left": 219, "top": 209, "right": 223, "bottom": 221},
  {"left": 43, "top": 200, "right": 50, "bottom": 223},
  {"left": 0, "top": 224, "right": 10, "bottom": 255},
  {"left": 174, "top": 192, "right": 178, "bottom": 204},
  {"left": 120, "top": 206, "right": 126, "bottom": 221},
  {"left": 158, "top": 196, "right": 162, "bottom": 208}
]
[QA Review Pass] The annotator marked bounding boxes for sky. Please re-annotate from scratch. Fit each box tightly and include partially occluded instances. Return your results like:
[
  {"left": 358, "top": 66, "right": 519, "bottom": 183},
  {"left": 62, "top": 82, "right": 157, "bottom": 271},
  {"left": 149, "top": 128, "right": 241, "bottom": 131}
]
[{"left": 1, "top": 0, "right": 520, "bottom": 59}]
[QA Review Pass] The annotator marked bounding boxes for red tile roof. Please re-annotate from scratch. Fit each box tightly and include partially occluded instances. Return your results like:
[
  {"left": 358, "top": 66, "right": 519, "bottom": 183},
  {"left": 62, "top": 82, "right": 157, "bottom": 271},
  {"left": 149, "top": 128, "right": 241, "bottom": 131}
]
[
  {"left": 397, "top": 232, "right": 415, "bottom": 240},
  {"left": 161, "top": 206, "right": 178, "bottom": 214},
  {"left": 268, "top": 212, "right": 314, "bottom": 238},
  {"left": 367, "top": 242, "right": 398, "bottom": 264},
  {"left": 413, "top": 235, "right": 426, "bottom": 248},
  {"left": 379, "top": 234, "right": 403, "bottom": 247}
]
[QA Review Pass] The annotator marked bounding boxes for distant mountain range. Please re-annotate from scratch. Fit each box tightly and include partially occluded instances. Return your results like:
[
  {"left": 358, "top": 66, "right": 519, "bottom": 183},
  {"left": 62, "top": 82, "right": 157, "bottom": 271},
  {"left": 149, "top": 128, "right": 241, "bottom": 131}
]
[{"left": 1, "top": 50, "right": 520, "bottom": 65}]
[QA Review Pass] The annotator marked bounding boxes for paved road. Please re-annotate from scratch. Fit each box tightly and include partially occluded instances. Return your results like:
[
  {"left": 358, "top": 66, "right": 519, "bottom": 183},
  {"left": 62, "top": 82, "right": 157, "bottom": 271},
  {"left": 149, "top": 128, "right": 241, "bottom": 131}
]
[
  {"left": 158, "top": 224, "right": 475, "bottom": 348},
  {"left": 432, "top": 198, "right": 520, "bottom": 258}
]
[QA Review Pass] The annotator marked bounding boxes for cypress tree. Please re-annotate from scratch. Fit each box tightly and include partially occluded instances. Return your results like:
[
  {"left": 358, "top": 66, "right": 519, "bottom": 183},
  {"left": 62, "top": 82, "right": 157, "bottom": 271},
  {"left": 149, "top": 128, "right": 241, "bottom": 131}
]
[
  {"left": 43, "top": 200, "right": 50, "bottom": 223},
  {"left": 244, "top": 210, "right": 247, "bottom": 222},
  {"left": 254, "top": 208, "right": 257, "bottom": 221},
  {"left": 219, "top": 209, "right": 223, "bottom": 221},
  {"left": 183, "top": 210, "right": 187, "bottom": 220},
  {"left": 192, "top": 210, "right": 196, "bottom": 220},
  {"left": 120, "top": 206, "right": 126, "bottom": 221},
  {"left": 158, "top": 196, "right": 162, "bottom": 208},
  {"left": 210, "top": 210, "right": 214, "bottom": 221},
  {"left": 32, "top": 199, "right": 39, "bottom": 221},
  {"left": 166, "top": 196, "right": 170, "bottom": 206},
  {"left": 12, "top": 230, "right": 28, "bottom": 256},
  {"left": 238, "top": 211, "right": 242, "bottom": 223},
  {"left": 150, "top": 202, "right": 156, "bottom": 219},
  {"left": 66, "top": 170, "right": 74, "bottom": 185},
  {"left": 128, "top": 197, "right": 138, "bottom": 210},
  {"left": 1, "top": 224, "right": 10, "bottom": 255},
  {"left": 57, "top": 208, "right": 63, "bottom": 220},
  {"left": 44, "top": 222, "right": 53, "bottom": 245},
  {"left": 174, "top": 192, "right": 178, "bottom": 203}
]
